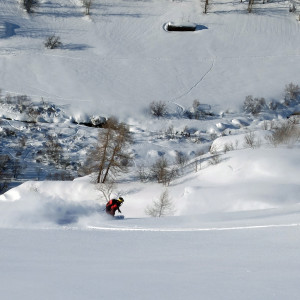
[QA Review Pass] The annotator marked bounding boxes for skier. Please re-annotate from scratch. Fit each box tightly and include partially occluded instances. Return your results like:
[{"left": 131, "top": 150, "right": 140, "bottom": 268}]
[{"left": 105, "top": 197, "right": 124, "bottom": 217}]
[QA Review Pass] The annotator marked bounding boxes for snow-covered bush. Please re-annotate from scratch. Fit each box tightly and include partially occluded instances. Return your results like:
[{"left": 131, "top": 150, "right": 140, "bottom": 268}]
[
  {"left": 209, "top": 145, "right": 222, "bottom": 165},
  {"left": 243, "top": 131, "right": 261, "bottom": 149},
  {"left": 145, "top": 189, "right": 175, "bottom": 217},
  {"left": 266, "top": 120, "right": 300, "bottom": 146},
  {"left": 137, "top": 164, "right": 150, "bottom": 182},
  {"left": 149, "top": 101, "right": 167, "bottom": 117},
  {"left": 284, "top": 82, "right": 300, "bottom": 102},
  {"left": 22, "top": 0, "right": 39, "bottom": 13},
  {"left": 185, "top": 100, "right": 213, "bottom": 120},
  {"left": 175, "top": 151, "right": 188, "bottom": 168},
  {"left": 223, "top": 142, "right": 234, "bottom": 153},
  {"left": 243, "top": 95, "right": 266, "bottom": 115},
  {"left": 150, "top": 157, "right": 177, "bottom": 186}
]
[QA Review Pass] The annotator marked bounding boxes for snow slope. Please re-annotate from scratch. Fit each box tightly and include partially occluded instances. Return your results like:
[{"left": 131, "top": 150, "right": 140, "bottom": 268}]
[
  {"left": 1, "top": 142, "right": 300, "bottom": 299},
  {"left": 1, "top": 223, "right": 300, "bottom": 300},
  {"left": 1, "top": 0, "right": 300, "bottom": 299},
  {"left": 1, "top": 0, "right": 300, "bottom": 119}
]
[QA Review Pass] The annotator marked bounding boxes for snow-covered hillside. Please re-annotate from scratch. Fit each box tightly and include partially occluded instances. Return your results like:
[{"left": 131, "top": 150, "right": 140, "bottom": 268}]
[
  {"left": 1, "top": 0, "right": 300, "bottom": 299},
  {"left": 1, "top": 0, "right": 300, "bottom": 118}
]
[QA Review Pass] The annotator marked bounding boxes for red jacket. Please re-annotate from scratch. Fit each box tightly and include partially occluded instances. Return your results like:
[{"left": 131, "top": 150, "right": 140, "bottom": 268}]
[{"left": 106, "top": 199, "right": 122, "bottom": 215}]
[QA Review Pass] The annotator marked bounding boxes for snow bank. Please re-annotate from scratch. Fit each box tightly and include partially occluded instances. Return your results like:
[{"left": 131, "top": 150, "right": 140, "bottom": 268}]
[{"left": 1, "top": 145, "right": 299, "bottom": 227}]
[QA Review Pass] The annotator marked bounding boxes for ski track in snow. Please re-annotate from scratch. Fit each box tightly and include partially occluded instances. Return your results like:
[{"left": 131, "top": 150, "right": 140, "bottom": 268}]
[
  {"left": 171, "top": 58, "right": 215, "bottom": 102},
  {"left": 87, "top": 223, "right": 300, "bottom": 232}
]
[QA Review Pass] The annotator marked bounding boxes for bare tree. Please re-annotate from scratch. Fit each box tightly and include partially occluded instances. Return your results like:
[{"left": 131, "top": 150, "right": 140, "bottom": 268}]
[
  {"left": 149, "top": 101, "right": 168, "bottom": 118},
  {"left": 194, "top": 150, "right": 204, "bottom": 172},
  {"left": 84, "top": 118, "right": 133, "bottom": 183},
  {"left": 209, "top": 145, "right": 222, "bottom": 165},
  {"left": 45, "top": 134, "right": 63, "bottom": 166},
  {"left": 243, "top": 95, "right": 266, "bottom": 115},
  {"left": 150, "top": 157, "right": 177, "bottom": 186},
  {"left": 145, "top": 190, "right": 175, "bottom": 217},
  {"left": 244, "top": 131, "right": 261, "bottom": 149},
  {"left": 175, "top": 151, "right": 188, "bottom": 169},
  {"left": 83, "top": 0, "right": 92, "bottom": 15},
  {"left": 202, "top": 0, "right": 210, "bottom": 14},
  {"left": 95, "top": 180, "right": 116, "bottom": 203},
  {"left": 11, "top": 159, "right": 24, "bottom": 179},
  {"left": 248, "top": 0, "right": 254, "bottom": 13},
  {"left": 137, "top": 164, "right": 150, "bottom": 182},
  {"left": 284, "top": 82, "right": 300, "bottom": 102}
]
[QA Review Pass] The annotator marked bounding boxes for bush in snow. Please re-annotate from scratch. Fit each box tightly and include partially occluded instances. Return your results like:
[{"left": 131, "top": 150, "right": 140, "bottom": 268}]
[
  {"left": 209, "top": 145, "right": 222, "bottom": 165},
  {"left": 44, "top": 134, "right": 63, "bottom": 165},
  {"left": 83, "top": 0, "right": 92, "bottom": 15},
  {"left": 289, "top": 3, "right": 296, "bottom": 13},
  {"left": 150, "top": 157, "right": 177, "bottom": 186},
  {"left": 149, "top": 101, "right": 168, "bottom": 118},
  {"left": 145, "top": 189, "right": 175, "bottom": 217},
  {"left": 223, "top": 142, "right": 234, "bottom": 153},
  {"left": 22, "top": 0, "right": 38, "bottom": 13},
  {"left": 175, "top": 151, "right": 189, "bottom": 168},
  {"left": 243, "top": 131, "right": 261, "bottom": 149},
  {"left": 137, "top": 164, "right": 151, "bottom": 182},
  {"left": 284, "top": 82, "right": 300, "bottom": 103},
  {"left": 266, "top": 120, "right": 300, "bottom": 147},
  {"left": 44, "top": 35, "right": 63, "bottom": 49},
  {"left": 0, "top": 154, "right": 11, "bottom": 194},
  {"left": 243, "top": 95, "right": 266, "bottom": 115}
]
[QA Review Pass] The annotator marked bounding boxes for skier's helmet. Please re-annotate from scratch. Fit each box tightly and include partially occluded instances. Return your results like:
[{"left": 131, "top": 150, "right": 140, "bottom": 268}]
[{"left": 118, "top": 197, "right": 124, "bottom": 203}]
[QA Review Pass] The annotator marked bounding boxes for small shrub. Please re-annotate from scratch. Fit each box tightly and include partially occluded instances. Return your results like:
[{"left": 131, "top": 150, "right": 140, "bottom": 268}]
[
  {"left": 267, "top": 120, "right": 300, "bottom": 146},
  {"left": 289, "top": 3, "right": 296, "bottom": 13},
  {"left": 284, "top": 82, "right": 300, "bottom": 102},
  {"left": 83, "top": 0, "right": 92, "bottom": 15},
  {"left": 243, "top": 131, "right": 261, "bottom": 149},
  {"left": 175, "top": 151, "right": 188, "bottom": 168},
  {"left": 150, "top": 101, "right": 167, "bottom": 117},
  {"left": 165, "top": 125, "right": 175, "bottom": 139},
  {"left": 22, "top": 0, "right": 38, "bottom": 13},
  {"left": 223, "top": 142, "right": 234, "bottom": 153},
  {"left": 44, "top": 35, "right": 62, "bottom": 49},
  {"left": 137, "top": 164, "right": 150, "bottom": 182},
  {"left": 209, "top": 145, "right": 221, "bottom": 165},
  {"left": 145, "top": 189, "right": 175, "bottom": 217},
  {"left": 243, "top": 95, "right": 266, "bottom": 115},
  {"left": 150, "top": 157, "right": 177, "bottom": 186}
]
